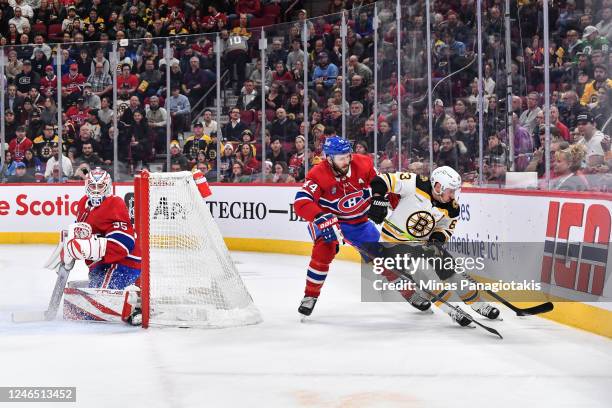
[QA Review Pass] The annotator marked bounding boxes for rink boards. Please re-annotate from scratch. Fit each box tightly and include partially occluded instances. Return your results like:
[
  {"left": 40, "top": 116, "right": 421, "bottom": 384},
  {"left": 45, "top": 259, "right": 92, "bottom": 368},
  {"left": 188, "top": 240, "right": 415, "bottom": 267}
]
[{"left": 0, "top": 182, "right": 610, "bottom": 337}]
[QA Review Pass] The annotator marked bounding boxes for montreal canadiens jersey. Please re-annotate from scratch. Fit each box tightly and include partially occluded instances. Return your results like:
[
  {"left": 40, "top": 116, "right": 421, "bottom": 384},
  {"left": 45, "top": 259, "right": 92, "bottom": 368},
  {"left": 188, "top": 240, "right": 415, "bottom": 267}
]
[
  {"left": 75, "top": 195, "right": 141, "bottom": 270},
  {"left": 294, "top": 154, "right": 377, "bottom": 224},
  {"left": 379, "top": 172, "right": 460, "bottom": 243}
]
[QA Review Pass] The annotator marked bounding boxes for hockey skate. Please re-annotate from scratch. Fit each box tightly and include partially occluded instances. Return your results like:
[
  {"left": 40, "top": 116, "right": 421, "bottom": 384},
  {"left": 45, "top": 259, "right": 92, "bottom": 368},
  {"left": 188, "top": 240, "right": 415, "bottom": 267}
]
[
  {"left": 298, "top": 296, "right": 318, "bottom": 317},
  {"left": 404, "top": 292, "right": 432, "bottom": 312},
  {"left": 125, "top": 308, "right": 142, "bottom": 326},
  {"left": 448, "top": 307, "right": 473, "bottom": 327},
  {"left": 471, "top": 302, "right": 501, "bottom": 320}
]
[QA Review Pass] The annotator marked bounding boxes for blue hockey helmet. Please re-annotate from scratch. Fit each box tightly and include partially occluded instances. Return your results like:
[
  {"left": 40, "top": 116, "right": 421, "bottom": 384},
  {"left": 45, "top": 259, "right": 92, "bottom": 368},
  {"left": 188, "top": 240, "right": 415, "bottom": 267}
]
[{"left": 323, "top": 136, "right": 352, "bottom": 157}]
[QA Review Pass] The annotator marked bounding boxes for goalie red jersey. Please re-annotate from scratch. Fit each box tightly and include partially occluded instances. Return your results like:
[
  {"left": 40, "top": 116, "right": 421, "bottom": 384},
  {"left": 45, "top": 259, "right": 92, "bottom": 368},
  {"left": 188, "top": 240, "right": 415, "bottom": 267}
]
[
  {"left": 75, "top": 195, "right": 141, "bottom": 271},
  {"left": 294, "top": 153, "right": 377, "bottom": 224}
]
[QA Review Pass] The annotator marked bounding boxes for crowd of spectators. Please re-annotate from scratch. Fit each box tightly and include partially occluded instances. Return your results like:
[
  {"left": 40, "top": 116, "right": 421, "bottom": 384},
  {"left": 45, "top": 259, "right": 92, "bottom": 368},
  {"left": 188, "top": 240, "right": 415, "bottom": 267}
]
[{"left": 0, "top": 0, "right": 610, "bottom": 191}]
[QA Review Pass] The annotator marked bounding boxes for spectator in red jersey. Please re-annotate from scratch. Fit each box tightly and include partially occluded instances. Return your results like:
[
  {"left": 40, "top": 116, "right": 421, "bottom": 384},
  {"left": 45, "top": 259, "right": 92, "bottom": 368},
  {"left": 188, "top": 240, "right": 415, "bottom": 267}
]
[
  {"left": 61, "top": 63, "right": 86, "bottom": 106},
  {"left": 203, "top": 4, "right": 228, "bottom": 33},
  {"left": 40, "top": 65, "right": 58, "bottom": 98},
  {"left": 65, "top": 97, "right": 90, "bottom": 128},
  {"left": 8, "top": 126, "right": 33, "bottom": 162},
  {"left": 288, "top": 135, "right": 306, "bottom": 181}
]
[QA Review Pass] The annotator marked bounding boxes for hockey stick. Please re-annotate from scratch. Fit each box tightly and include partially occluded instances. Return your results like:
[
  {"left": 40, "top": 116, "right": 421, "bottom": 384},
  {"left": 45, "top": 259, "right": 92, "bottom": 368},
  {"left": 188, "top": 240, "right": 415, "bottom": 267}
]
[
  {"left": 12, "top": 262, "right": 73, "bottom": 323},
  {"left": 382, "top": 219, "right": 554, "bottom": 317},
  {"left": 432, "top": 244, "right": 555, "bottom": 316},
  {"left": 343, "top": 238, "right": 503, "bottom": 339}
]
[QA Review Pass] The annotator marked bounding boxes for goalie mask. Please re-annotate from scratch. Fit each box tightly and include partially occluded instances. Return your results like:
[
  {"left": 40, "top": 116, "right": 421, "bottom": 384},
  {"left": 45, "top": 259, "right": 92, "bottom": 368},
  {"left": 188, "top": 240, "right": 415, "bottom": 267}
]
[
  {"left": 431, "top": 166, "right": 461, "bottom": 202},
  {"left": 86, "top": 168, "right": 112, "bottom": 207}
]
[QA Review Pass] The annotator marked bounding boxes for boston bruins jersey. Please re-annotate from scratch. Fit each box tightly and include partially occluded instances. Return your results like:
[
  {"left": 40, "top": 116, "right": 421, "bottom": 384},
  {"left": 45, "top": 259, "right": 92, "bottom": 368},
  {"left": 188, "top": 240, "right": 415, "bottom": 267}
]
[{"left": 378, "top": 172, "right": 460, "bottom": 243}]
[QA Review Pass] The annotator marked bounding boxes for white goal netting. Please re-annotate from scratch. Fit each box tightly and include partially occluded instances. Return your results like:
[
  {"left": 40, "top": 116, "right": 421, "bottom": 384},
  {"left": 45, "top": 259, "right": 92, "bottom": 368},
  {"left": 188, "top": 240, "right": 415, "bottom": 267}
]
[{"left": 143, "top": 171, "right": 262, "bottom": 328}]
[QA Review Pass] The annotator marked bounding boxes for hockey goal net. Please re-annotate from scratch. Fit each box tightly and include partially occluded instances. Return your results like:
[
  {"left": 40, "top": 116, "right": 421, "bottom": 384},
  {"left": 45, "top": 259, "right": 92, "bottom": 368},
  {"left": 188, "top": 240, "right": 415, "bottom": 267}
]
[{"left": 134, "top": 170, "right": 262, "bottom": 328}]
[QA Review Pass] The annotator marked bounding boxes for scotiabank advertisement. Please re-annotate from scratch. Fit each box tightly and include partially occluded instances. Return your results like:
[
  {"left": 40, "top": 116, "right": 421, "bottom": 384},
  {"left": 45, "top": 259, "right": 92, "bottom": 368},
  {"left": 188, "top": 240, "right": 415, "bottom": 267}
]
[{"left": 0, "top": 184, "right": 610, "bottom": 303}]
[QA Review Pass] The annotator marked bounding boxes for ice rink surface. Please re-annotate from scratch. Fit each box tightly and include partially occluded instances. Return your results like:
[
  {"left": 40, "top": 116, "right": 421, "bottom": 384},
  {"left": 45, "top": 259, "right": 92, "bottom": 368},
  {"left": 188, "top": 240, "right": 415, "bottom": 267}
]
[{"left": 1, "top": 245, "right": 611, "bottom": 408}]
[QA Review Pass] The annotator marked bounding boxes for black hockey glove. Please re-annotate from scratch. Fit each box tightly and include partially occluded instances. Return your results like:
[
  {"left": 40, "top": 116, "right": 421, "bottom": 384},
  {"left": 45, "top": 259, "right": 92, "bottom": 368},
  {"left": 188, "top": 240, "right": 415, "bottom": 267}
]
[{"left": 368, "top": 195, "right": 389, "bottom": 224}]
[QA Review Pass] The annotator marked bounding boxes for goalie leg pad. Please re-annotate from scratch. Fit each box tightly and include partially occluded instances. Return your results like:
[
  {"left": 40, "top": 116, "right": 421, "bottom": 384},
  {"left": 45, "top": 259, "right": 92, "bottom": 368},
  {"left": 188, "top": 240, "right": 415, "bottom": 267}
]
[
  {"left": 88, "top": 264, "right": 141, "bottom": 289},
  {"left": 63, "top": 287, "right": 126, "bottom": 322}
]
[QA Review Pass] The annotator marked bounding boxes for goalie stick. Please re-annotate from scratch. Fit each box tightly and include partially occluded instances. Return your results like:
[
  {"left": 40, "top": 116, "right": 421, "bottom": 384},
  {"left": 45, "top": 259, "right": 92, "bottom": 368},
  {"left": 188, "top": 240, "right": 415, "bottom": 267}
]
[
  {"left": 12, "top": 230, "right": 75, "bottom": 323},
  {"left": 341, "top": 237, "right": 503, "bottom": 339},
  {"left": 12, "top": 263, "right": 73, "bottom": 323}
]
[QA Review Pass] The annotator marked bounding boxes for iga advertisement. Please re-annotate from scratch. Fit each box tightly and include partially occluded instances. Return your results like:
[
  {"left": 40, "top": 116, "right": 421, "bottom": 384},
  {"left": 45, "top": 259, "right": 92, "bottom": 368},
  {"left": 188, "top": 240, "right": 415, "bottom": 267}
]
[{"left": 452, "top": 191, "right": 612, "bottom": 302}]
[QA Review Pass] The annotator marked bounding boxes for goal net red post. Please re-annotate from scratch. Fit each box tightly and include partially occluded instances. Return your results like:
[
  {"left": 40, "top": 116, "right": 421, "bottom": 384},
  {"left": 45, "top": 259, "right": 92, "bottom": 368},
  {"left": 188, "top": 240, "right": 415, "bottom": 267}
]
[{"left": 134, "top": 170, "right": 262, "bottom": 328}]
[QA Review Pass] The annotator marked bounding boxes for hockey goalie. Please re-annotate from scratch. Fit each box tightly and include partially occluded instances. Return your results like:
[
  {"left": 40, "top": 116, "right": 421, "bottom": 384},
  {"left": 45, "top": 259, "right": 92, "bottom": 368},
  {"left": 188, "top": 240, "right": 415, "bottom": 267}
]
[{"left": 58, "top": 168, "right": 144, "bottom": 325}]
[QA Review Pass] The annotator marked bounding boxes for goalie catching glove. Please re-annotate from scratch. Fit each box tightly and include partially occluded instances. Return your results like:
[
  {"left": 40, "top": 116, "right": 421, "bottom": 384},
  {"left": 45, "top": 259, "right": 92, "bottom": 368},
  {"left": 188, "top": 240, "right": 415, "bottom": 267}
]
[
  {"left": 367, "top": 195, "right": 389, "bottom": 224},
  {"left": 63, "top": 222, "right": 107, "bottom": 262}
]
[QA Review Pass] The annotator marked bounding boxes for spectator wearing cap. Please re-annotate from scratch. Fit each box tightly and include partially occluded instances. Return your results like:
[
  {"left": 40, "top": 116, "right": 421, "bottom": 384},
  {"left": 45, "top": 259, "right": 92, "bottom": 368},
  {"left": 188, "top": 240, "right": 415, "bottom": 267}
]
[
  {"left": 4, "top": 83, "right": 24, "bottom": 114},
  {"left": 167, "top": 86, "right": 191, "bottom": 138},
  {"left": 28, "top": 109, "right": 44, "bottom": 139},
  {"left": 61, "top": 63, "right": 86, "bottom": 106},
  {"left": 311, "top": 52, "right": 338, "bottom": 90},
  {"left": 576, "top": 112, "right": 607, "bottom": 168},
  {"left": 8, "top": 125, "right": 33, "bottom": 162},
  {"left": 581, "top": 26, "right": 609, "bottom": 55},
  {"left": 580, "top": 64, "right": 612, "bottom": 105},
  {"left": 40, "top": 65, "right": 58, "bottom": 98},
  {"left": 7, "top": 161, "right": 35, "bottom": 182},
  {"left": 168, "top": 140, "right": 190, "bottom": 171},
  {"left": 183, "top": 122, "right": 211, "bottom": 166},
  {"left": 15, "top": 60, "right": 40, "bottom": 98},
  {"left": 8, "top": 7, "right": 29, "bottom": 34},
  {"left": 87, "top": 61, "right": 113, "bottom": 98},
  {"left": 62, "top": 5, "right": 78, "bottom": 32},
  {"left": 145, "top": 96, "right": 168, "bottom": 154},
  {"left": 219, "top": 143, "right": 236, "bottom": 182},
  {"left": 432, "top": 99, "right": 447, "bottom": 139},
  {"left": 18, "top": 98, "right": 37, "bottom": 127}
]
